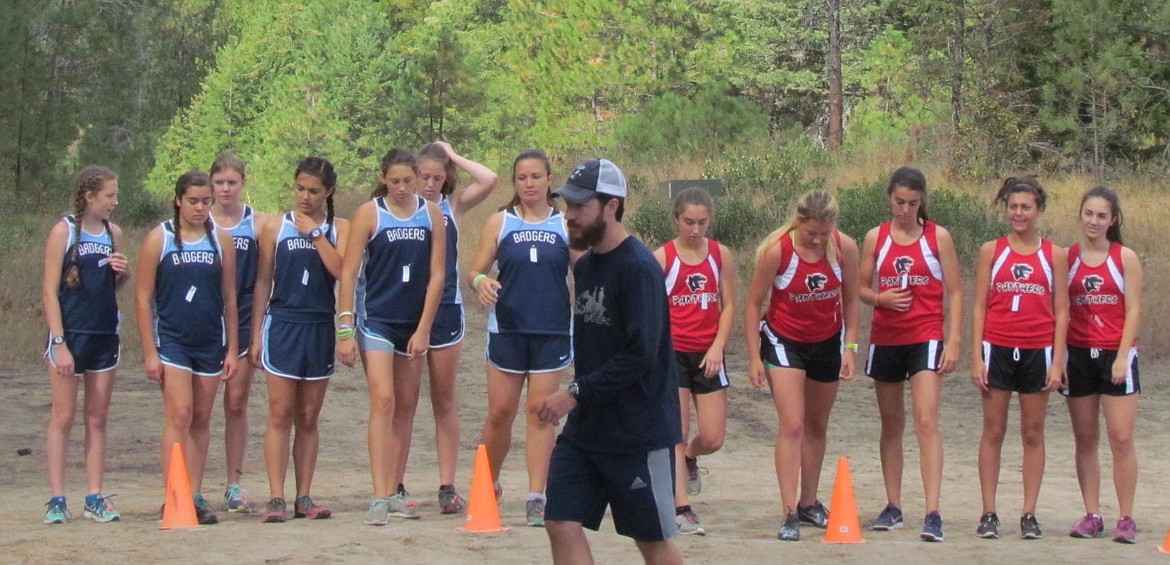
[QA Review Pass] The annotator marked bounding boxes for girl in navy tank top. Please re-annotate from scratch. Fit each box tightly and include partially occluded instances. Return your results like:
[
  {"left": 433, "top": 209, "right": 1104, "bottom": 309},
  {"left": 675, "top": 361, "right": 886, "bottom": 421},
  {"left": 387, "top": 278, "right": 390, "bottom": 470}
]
[
  {"left": 135, "top": 171, "right": 238, "bottom": 526},
  {"left": 249, "top": 157, "right": 348, "bottom": 522},
  {"left": 858, "top": 167, "right": 963, "bottom": 540},
  {"left": 336, "top": 148, "right": 446, "bottom": 523},
  {"left": 466, "top": 150, "right": 577, "bottom": 525},
  {"left": 42, "top": 166, "right": 130, "bottom": 524},
  {"left": 1064, "top": 187, "right": 1143, "bottom": 543},
  {"left": 970, "top": 176, "right": 1068, "bottom": 539},
  {"left": 209, "top": 152, "right": 263, "bottom": 512},
  {"left": 410, "top": 141, "right": 497, "bottom": 513}
]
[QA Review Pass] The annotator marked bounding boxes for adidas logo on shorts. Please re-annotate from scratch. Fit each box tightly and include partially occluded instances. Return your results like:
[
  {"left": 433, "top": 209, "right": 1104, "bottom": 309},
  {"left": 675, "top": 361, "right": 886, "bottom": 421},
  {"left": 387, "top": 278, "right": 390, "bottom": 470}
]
[{"left": 629, "top": 476, "right": 647, "bottom": 491}]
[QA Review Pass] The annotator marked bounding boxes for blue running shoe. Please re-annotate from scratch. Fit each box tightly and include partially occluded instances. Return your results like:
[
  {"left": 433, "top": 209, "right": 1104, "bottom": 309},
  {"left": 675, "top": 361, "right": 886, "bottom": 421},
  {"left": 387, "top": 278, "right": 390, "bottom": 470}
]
[
  {"left": 83, "top": 494, "right": 121, "bottom": 523},
  {"left": 43, "top": 498, "right": 71, "bottom": 525},
  {"left": 920, "top": 511, "right": 944, "bottom": 542},
  {"left": 872, "top": 503, "right": 904, "bottom": 531}
]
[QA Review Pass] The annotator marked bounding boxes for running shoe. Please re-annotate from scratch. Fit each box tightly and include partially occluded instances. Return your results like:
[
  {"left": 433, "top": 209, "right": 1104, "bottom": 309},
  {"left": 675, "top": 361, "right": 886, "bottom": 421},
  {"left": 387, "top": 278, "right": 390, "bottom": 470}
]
[
  {"left": 685, "top": 456, "right": 702, "bottom": 496},
  {"left": 920, "top": 511, "right": 944, "bottom": 542},
  {"left": 1020, "top": 513, "right": 1043, "bottom": 539},
  {"left": 797, "top": 500, "right": 829, "bottom": 528},
  {"left": 364, "top": 497, "right": 391, "bottom": 526},
  {"left": 260, "top": 498, "right": 287, "bottom": 523},
  {"left": 224, "top": 483, "right": 250, "bottom": 513},
  {"left": 976, "top": 512, "right": 1000, "bottom": 539},
  {"left": 526, "top": 497, "right": 546, "bottom": 527},
  {"left": 294, "top": 495, "right": 331, "bottom": 519},
  {"left": 1069, "top": 513, "right": 1104, "bottom": 538},
  {"left": 1113, "top": 517, "right": 1137, "bottom": 544},
  {"left": 778, "top": 511, "right": 801, "bottom": 541},
  {"left": 871, "top": 503, "right": 904, "bottom": 531},
  {"left": 438, "top": 485, "right": 466, "bottom": 514},
  {"left": 387, "top": 492, "right": 421, "bottom": 519},
  {"left": 193, "top": 493, "right": 219, "bottom": 525},
  {"left": 43, "top": 498, "right": 71, "bottom": 525},
  {"left": 676, "top": 508, "right": 705, "bottom": 536},
  {"left": 83, "top": 494, "right": 120, "bottom": 523}
]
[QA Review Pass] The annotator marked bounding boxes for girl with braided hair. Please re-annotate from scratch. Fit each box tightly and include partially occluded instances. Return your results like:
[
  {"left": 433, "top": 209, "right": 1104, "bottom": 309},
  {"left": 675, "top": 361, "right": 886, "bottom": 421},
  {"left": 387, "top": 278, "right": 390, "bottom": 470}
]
[
  {"left": 41, "top": 165, "right": 130, "bottom": 524},
  {"left": 249, "top": 157, "right": 349, "bottom": 522},
  {"left": 136, "top": 171, "right": 239, "bottom": 526}
]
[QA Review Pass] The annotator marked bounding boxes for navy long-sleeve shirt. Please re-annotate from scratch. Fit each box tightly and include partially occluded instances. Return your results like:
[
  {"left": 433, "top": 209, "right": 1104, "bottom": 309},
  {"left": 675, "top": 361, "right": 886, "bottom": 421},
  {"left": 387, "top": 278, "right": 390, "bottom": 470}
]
[{"left": 562, "top": 236, "right": 681, "bottom": 453}]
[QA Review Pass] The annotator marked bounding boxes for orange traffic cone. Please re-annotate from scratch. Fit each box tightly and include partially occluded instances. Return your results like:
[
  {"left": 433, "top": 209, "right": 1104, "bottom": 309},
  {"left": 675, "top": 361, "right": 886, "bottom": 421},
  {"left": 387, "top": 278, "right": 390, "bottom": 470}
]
[
  {"left": 823, "top": 456, "right": 864, "bottom": 544},
  {"left": 160, "top": 442, "right": 199, "bottom": 529},
  {"left": 461, "top": 444, "right": 507, "bottom": 533},
  {"left": 1159, "top": 526, "right": 1170, "bottom": 554}
]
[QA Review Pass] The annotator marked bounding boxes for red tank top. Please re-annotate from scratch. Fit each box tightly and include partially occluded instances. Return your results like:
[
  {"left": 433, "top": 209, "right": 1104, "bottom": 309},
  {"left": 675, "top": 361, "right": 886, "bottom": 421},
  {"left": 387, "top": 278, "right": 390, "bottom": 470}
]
[
  {"left": 765, "top": 231, "right": 843, "bottom": 343},
  {"left": 870, "top": 221, "right": 945, "bottom": 345},
  {"left": 984, "top": 237, "right": 1055, "bottom": 348},
  {"left": 1067, "top": 242, "right": 1128, "bottom": 349},
  {"left": 664, "top": 239, "right": 723, "bottom": 353}
]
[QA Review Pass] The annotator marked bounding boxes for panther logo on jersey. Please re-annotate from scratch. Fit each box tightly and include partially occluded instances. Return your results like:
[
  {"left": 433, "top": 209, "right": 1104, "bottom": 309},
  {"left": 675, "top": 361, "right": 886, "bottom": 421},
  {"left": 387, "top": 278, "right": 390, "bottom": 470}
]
[
  {"left": 1011, "top": 264, "right": 1034, "bottom": 281},
  {"left": 686, "top": 273, "right": 708, "bottom": 293},
  {"left": 805, "top": 273, "right": 828, "bottom": 292},
  {"left": 1082, "top": 274, "right": 1104, "bottom": 293},
  {"left": 894, "top": 256, "right": 914, "bottom": 275}
]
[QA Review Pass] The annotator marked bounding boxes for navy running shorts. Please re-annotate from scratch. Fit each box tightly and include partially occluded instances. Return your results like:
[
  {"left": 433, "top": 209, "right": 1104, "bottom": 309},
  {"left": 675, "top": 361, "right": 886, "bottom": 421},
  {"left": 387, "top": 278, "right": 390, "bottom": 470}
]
[
  {"left": 544, "top": 437, "right": 678, "bottom": 542},
  {"left": 1062, "top": 345, "right": 1140, "bottom": 398},
  {"left": 46, "top": 332, "right": 120, "bottom": 376},
  {"left": 358, "top": 318, "right": 420, "bottom": 356},
  {"left": 429, "top": 303, "right": 465, "bottom": 349},
  {"left": 236, "top": 321, "right": 252, "bottom": 358},
  {"left": 982, "top": 341, "right": 1051, "bottom": 394},
  {"left": 759, "top": 323, "right": 842, "bottom": 383},
  {"left": 261, "top": 315, "right": 335, "bottom": 380},
  {"left": 157, "top": 337, "right": 226, "bottom": 377},
  {"left": 866, "top": 341, "right": 943, "bottom": 383},
  {"left": 486, "top": 332, "right": 572, "bottom": 374},
  {"left": 674, "top": 351, "right": 729, "bottom": 394}
]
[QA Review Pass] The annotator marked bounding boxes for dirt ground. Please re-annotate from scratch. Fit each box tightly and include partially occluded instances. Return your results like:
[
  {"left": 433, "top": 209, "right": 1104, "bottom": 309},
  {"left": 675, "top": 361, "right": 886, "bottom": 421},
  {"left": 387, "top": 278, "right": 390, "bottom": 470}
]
[{"left": 3, "top": 302, "right": 1167, "bottom": 564}]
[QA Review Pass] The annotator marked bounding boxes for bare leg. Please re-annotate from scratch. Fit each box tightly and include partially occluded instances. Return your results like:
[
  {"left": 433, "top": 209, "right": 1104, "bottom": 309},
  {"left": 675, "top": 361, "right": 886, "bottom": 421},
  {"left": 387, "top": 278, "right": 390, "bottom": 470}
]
[
  {"left": 978, "top": 388, "right": 1012, "bottom": 513},
  {"left": 767, "top": 368, "right": 806, "bottom": 513},
  {"left": 1102, "top": 394, "right": 1138, "bottom": 518},
  {"left": 187, "top": 374, "right": 223, "bottom": 494},
  {"left": 546, "top": 520, "right": 594, "bottom": 565},
  {"left": 81, "top": 370, "right": 116, "bottom": 495},
  {"left": 159, "top": 367, "right": 195, "bottom": 490},
  {"left": 635, "top": 539, "right": 684, "bottom": 565},
  {"left": 798, "top": 379, "right": 840, "bottom": 507},
  {"left": 1018, "top": 391, "right": 1050, "bottom": 515},
  {"left": 390, "top": 353, "right": 425, "bottom": 487},
  {"left": 525, "top": 372, "right": 563, "bottom": 493},
  {"left": 292, "top": 379, "right": 330, "bottom": 497},
  {"left": 908, "top": 371, "right": 943, "bottom": 514},
  {"left": 427, "top": 344, "right": 462, "bottom": 487},
  {"left": 223, "top": 354, "right": 254, "bottom": 486},
  {"left": 362, "top": 350, "right": 395, "bottom": 498},
  {"left": 481, "top": 366, "right": 525, "bottom": 482},
  {"left": 264, "top": 373, "right": 297, "bottom": 500},
  {"left": 673, "top": 388, "right": 692, "bottom": 508},
  {"left": 46, "top": 367, "right": 80, "bottom": 497},
  {"left": 1066, "top": 395, "right": 1101, "bottom": 515},
  {"left": 873, "top": 380, "right": 906, "bottom": 508}
]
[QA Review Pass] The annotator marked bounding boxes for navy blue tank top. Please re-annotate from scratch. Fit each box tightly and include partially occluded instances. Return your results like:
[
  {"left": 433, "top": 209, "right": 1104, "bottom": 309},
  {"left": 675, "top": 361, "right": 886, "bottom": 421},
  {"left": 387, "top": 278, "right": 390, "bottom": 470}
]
[
  {"left": 268, "top": 213, "right": 336, "bottom": 323},
  {"left": 58, "top": 216, "right": 119, "bottom": 335},
  {"left": 213, "top": 206, "right": 258, "bottom": 328},
  {"left": 358, "top": 195, "right": 433, "bottom": 325},
  {"left": 489, "top": 207, "right": 571, "bottom": 335},
  {"left": 437, "top": 196, "right": 462, "bottom": 305},
  {"left": 154, "top": 220, "right": 225, "bottom": 347}
]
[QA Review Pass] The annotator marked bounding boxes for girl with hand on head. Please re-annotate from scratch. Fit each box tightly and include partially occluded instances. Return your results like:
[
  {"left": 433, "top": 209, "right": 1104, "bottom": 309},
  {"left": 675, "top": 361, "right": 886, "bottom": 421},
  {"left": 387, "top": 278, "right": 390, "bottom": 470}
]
[
  {"left": 409, "top": 141, "right": 497, "bottom": 513},
  {"left": 744, "top": 189, "right": 860, "bottom": 542},
  {"left": 1064, "top": 186, "right": 1142, "bottom": 544},
  {"left": 652, "top": 187, "right": 735, "bottom": 537},
  {"left": 971, "top": 176, "right": 1068, "bottom": 541},
  {"left": 42, "top": 166, "right": 130, "bottom": 525},
  {"left": 858, "top": 167, "right": 962, "bottom": 542},
  {"left": 136, "top": 171, "right": 238, "bottom": 526},
  {"left": 336, "top": 148, "right": 446, "bottom": 525},
  {"left": 466, "top": 149, "right": 576, "bottom": 527},
  {"left": 209, "top": 152, "right": 264, "bottom": 513},
  {"left": 250, "top": 157, "right": 349, "bottom": 523}
]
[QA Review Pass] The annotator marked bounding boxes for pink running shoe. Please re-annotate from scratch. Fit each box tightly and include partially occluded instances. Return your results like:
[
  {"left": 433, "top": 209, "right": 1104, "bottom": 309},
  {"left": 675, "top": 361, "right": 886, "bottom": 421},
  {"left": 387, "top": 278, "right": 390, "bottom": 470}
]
[
  {"left": 260, "top": 498, "right": 287, "bottom": 523},
  {"left": 1069, "top": 513, "right": 1104, "bottom": 538},
  {"left": 294, "top": 496, "right": 332, "bottom": 519}
]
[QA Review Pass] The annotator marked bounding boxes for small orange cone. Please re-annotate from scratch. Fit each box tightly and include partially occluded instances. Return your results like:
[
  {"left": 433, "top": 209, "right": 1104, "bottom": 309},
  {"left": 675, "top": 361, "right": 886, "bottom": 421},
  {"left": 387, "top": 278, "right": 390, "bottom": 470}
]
[
  {"left": 1159, "top": 527, "right": 1170, "bottom": 554},
  {"left": 160, "top": 442, "right": 199, "bottom": 529},
  {"left": 823, "top": 456, "right": 865, "bottom": 544},
  {"left": 460, "top": 444, "right": 507, "bottom": 533}
]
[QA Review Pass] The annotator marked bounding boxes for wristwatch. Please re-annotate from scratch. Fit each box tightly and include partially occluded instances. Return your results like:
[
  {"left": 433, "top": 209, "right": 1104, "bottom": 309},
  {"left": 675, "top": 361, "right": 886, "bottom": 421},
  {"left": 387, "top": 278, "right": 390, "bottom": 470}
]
[
  {"left": 567, "top": 381, "right": 581, "bottom": 400},
  {"left": 50, "top": 335, "right": 66, "bottom": 346},
  {"left": 308, "top": 227, "right": 325, "bottom": 240}
]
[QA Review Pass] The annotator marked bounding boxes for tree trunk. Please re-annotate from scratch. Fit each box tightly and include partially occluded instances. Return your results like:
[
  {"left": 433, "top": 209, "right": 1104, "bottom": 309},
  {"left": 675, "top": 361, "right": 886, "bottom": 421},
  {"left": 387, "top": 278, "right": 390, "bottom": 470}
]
[
  {"left": 826, "top": 0, "right": 843, "bottom": 151},
  {"left": 951, "top": 0, "right": 964, "bottom": 136}
]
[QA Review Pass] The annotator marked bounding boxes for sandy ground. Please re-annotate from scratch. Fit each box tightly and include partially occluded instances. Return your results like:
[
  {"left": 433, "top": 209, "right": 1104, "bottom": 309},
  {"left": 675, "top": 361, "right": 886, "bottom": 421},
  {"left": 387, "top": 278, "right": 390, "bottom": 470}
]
[{"left": 3, "top": 301, "right": 1167, "bottom": 564}]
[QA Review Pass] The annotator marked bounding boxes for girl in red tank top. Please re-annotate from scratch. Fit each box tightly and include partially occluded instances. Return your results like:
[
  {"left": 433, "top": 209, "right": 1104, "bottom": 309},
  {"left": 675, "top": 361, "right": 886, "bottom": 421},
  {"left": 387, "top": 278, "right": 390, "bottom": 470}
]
[
  {"left": 859, "top": 167, "right": 962, "bottom": 540},
  {"left": 744, "top": 190, "right": 860, "bottom": 541},
  {"left": 1063, "top": 186, "right": 1143, "bottom": 543},
  {"left": 653, "top": 187, "right": 736, "bottom": 536},
  {"left": 970, "top": 176, "right": 1068, "bottom": 539}
]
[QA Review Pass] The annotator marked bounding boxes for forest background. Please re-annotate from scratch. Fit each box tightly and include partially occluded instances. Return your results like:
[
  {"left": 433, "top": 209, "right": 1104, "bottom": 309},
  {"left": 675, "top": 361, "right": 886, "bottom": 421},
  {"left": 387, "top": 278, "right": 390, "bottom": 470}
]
[{"left": 2, "top": 0, "right": 1169, "bottom": 363}]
